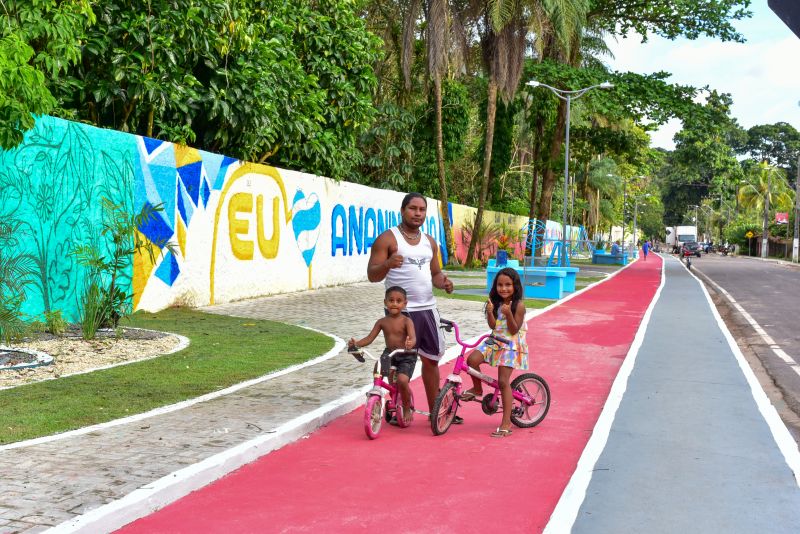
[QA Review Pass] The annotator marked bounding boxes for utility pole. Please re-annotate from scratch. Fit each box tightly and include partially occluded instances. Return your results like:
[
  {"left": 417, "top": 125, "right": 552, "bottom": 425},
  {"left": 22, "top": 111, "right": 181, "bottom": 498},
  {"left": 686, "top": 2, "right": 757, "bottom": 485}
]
[
  {"left": 794, "top": 154, "right": 799, "bottom": 262},
  {"left": 762, "top": 167, "right": 771, "bottom": 259},
  {"left": 622, "top": 177, "right": 627, "bottom": 253}
]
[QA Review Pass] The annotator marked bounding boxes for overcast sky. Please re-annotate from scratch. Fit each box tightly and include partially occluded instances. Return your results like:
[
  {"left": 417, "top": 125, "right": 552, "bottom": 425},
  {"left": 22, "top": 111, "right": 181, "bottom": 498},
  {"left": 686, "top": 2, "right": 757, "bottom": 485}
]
[{"left": 605, "top": 1, "right": 800, "bottom": 150}]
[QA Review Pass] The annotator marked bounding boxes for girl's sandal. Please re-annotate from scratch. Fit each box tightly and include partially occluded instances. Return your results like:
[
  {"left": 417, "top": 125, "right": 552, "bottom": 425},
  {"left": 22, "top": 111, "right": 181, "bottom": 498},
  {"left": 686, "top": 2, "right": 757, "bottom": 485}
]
[{"left": 490, "top": 428, "right": 513, "bottom": 438}]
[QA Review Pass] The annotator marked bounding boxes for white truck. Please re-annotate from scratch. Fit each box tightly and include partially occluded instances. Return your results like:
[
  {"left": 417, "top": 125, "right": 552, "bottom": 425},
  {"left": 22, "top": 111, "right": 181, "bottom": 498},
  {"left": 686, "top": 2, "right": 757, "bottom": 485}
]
[{"left": 666, "top": 225, "right": 698, "bottom": 253}]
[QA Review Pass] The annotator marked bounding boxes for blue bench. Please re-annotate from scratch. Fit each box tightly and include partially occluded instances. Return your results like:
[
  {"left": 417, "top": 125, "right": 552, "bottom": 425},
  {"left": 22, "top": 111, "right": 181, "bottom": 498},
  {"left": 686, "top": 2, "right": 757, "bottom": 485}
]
[
  {"left": 545, "top": 265, "right": 579, "bottom": 292},
  {"left": 486, "top": 261, "right": 567, "bottom": 299},
  {"left": 592, "top": 250, "right": 628, "bottom": 265}
]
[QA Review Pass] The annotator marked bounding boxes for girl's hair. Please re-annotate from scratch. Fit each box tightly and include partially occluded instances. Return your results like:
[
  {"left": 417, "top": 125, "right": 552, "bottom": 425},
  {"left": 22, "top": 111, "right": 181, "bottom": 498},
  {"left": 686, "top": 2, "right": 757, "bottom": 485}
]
[{"left": 487, "top": 267, "right": 523, "bottom": 317}]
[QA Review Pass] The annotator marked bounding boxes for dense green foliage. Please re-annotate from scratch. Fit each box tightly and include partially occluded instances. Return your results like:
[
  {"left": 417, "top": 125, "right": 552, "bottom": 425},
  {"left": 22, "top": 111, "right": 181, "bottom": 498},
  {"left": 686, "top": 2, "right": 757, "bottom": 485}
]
[
  {"left": 3, "top": 0, "right": 381, "bottom": 180},
  {"left": 6, "top": 0, "right": 788, "bottom": 250}
]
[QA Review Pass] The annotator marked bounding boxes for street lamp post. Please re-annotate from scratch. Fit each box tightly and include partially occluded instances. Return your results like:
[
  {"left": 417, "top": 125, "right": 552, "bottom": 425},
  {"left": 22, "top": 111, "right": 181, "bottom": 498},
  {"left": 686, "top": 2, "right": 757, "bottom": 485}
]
[
  {"left": 763, "top": 168, "right": 771, "bottom": 259},
  {"left": 794, "top": 153, "right": 799, "bottom": 262},
  {"left": 632, "top": 193, "right": 651, "bottom": 250},
  {"left": 526, "top": 79, "right": 614, "bottom": 266},
  {"left": 699, "top": 204, "right": 714, "bottom": 242},
  {"left": 622, "top": 176, "right": 627, "bottom": 253}
]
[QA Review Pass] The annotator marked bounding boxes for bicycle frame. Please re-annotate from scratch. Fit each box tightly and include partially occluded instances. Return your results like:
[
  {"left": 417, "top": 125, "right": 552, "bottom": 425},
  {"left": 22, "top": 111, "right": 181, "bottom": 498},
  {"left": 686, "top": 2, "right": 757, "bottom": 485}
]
[
  {"left": 441, "top": 320, "right": 534, "bottom": 407},
  {"left": 349, "top": 346, "right": 417, "bottom": 439},
  {"left": 352, "top": 347, "right": 410, "bottom": 397}
]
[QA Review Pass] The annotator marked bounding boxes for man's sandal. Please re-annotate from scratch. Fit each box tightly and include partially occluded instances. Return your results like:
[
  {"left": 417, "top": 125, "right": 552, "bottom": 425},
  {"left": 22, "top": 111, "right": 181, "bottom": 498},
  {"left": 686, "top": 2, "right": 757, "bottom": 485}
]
[
  {"left": 490, "top": 428, "right": 513, "bottom": 438},
  {"left": 460, "top": 390, "right": 482, "bottom": 402}
]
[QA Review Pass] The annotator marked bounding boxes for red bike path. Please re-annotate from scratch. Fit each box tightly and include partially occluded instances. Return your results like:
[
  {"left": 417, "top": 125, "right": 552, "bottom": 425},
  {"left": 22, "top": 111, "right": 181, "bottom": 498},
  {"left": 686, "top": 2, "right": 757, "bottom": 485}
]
[{"left": 119, "top": 256, "right": 662, "bottom": 533}]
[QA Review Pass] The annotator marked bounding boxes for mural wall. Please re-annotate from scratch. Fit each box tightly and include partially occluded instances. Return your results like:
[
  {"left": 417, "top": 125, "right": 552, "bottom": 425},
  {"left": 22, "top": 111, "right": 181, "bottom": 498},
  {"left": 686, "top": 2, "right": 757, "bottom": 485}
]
[{"left": 1, "top": 116, "right": 577, "bottom": 322}]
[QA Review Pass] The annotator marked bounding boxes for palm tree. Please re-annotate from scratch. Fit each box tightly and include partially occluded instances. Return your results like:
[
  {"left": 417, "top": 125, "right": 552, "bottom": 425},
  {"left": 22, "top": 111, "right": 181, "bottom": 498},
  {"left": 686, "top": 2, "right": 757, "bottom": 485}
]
[
  {"left": 399, "top": 0, "right": 459, "bottom": 263},
  {"left": 738, "top": 162, "right": 794, "bottom": 253},
  {"left": 464, "top": 0, "right": 589, "bottom": 266},
  {"left": 0, "top": 220, "right": 35, "bottom": 343}
]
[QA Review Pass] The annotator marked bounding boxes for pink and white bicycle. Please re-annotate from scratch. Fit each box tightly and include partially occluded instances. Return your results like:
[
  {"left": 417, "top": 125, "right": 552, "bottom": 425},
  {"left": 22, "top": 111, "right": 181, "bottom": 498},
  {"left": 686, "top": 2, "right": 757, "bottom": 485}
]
[
  {"left": 348, "top": 344, "right": 417, "bottom": 439},
  {"left": 431, "top": 318, "right": 550, "bottom": 436}
]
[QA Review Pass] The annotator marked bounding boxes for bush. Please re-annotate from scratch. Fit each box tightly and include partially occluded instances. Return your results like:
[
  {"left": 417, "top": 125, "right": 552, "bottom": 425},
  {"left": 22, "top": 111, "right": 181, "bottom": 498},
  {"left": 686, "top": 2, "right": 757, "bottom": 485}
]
[
  {"left": 724, "top": 220, "right": 760, "bottom": 254},
  {"left": 0, "top": 221, "right": 35, "bottom": 344},
  {"left": 44, "top": 310, "right": 68, "bottom": 336}
]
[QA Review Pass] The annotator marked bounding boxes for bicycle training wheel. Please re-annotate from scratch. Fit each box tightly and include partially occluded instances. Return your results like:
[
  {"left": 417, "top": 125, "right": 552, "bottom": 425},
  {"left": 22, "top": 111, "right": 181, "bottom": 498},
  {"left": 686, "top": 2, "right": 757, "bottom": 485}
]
[
  {"left": 431, "top": 382, "right": 458, "bottom": 436},
  {"left": 510, "top": 373, "right": 550, "bottom": 428},
  {"left": 396, "top": 389, "right": 414, "bottom": 428},
  {"left": 364, "top": 395, "right": 384, "bottom": 439}
]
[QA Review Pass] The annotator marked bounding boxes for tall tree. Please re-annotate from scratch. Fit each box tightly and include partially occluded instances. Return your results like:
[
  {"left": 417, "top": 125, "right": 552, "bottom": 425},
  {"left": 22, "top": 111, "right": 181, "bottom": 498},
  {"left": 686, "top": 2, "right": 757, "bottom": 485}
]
[
  {"left": 741, "top": 122, "right": 800, "bottom": 180},
  {"left": 0, "top": 0, "right": 94, "bottom": 148},
  {"left": 427, "top": 0, "right": 457, "bottom": 263},
  {"left": 465, "top": 0, "right": 588, "bottom": 266}
]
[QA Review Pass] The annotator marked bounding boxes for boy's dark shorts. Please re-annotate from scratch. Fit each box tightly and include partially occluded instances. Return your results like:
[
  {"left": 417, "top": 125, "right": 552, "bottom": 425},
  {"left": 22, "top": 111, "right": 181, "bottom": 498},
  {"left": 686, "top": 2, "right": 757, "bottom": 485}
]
[{"left": 380, "top": 348, "right": 418, "bottom": 378}]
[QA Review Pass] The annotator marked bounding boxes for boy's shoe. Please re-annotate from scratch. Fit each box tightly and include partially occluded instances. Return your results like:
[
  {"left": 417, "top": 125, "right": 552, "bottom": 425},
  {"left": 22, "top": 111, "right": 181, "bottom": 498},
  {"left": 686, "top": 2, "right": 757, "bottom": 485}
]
[{"left": 453, "top": 415, "right": 464, "bottom": 424}]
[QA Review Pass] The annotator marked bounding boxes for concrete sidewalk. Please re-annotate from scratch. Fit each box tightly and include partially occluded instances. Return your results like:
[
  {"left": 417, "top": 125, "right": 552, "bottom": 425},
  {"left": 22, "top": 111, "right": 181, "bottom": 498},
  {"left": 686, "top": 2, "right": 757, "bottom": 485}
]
[
  {"left": 0, "top": 280, "right": 487, "bottom": 534},
  {"left": 568, "top": 255, "right": 800, "bottom": 532}
]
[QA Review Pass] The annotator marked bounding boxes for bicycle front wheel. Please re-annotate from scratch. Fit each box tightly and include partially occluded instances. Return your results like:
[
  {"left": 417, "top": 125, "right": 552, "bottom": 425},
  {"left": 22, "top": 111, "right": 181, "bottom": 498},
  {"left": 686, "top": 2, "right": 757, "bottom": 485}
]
[
  {"left": 431, "top": 382, "right": 458, "bottom": 436},
  {"left": 364, "top": 395, "right": 383, "bottom": 439},
  {"left": 510, "top": 373, "right": 550, "bottom": 428}
]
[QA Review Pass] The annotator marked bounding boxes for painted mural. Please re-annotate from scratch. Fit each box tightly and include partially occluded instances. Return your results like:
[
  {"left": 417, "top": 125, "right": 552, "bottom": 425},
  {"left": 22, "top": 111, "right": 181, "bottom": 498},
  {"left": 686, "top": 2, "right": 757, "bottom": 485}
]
[
  {"left": 0, "top": 117, "right": 135, "bottom": 321},
  {"left": 1, "top": 115, "right": 578, "bottom": 322}
]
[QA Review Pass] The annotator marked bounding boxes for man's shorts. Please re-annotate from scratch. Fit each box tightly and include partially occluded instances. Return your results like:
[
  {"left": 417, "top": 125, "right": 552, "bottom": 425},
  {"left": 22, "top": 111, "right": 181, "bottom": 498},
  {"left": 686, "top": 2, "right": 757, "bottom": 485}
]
[
  {"left": 380, "top": 348, "right": 418, "bottom": 378},
  {"left": 405, "top": 308, "right": 445, "bottom": 362}
]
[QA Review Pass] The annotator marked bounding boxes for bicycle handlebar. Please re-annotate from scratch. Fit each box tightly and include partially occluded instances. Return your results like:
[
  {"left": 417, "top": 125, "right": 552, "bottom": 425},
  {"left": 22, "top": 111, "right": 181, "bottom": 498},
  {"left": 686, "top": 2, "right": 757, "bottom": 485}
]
[
  {"left": 439, "top": 318, "right": 511, "bottom": 349},
  {"left": 347, "top": 344, "right": 416, "bottom": 363}
]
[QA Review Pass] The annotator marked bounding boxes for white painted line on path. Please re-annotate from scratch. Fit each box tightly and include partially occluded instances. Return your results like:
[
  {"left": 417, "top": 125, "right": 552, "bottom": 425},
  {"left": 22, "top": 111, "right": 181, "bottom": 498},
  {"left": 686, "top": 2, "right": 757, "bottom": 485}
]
[
  {"left": 543, "top": 255, "right": 666, "bottom": 533},
  {"left": 1, "top": 325, "right": 345, "bottom": 452},
  {"left": 686, "top": 259, "right": 800, "bottom": 487}
]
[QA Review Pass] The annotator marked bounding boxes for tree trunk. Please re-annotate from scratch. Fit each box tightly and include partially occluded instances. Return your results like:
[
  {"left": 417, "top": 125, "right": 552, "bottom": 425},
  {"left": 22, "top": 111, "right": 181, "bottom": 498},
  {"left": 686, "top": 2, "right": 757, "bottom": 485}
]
[
  {"left": 434, "top": 74, "right": 455, "bottom": 264},
  {"left": 147, "top": 105, "right": 155, "bottom": 138},
  {"left": 465, "top": 79, "right": 498, "bottom": 266},
  {"left": 537, "top": 98, "right": 567, "bottom": 222}
]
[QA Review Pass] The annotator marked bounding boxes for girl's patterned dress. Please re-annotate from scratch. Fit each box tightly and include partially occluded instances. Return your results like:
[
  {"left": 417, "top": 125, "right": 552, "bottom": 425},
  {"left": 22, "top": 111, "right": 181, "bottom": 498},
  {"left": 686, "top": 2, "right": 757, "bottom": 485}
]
[{"left": 477, "top": 307, "right": 528, "bottom": 369}]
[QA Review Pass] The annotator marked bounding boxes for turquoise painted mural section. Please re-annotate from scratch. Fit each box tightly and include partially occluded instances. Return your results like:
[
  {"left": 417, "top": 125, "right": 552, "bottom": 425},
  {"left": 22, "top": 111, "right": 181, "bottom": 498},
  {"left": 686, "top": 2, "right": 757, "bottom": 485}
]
[{"left": 0, "top": 116, "right": 136, "bottom": 322}]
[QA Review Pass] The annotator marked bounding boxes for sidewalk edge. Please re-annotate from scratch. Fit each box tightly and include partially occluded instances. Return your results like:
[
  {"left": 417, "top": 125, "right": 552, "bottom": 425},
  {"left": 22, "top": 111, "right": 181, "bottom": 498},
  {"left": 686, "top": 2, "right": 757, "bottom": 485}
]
[{"left": 683, "top": 257, "right": 800, "bottom": 488}]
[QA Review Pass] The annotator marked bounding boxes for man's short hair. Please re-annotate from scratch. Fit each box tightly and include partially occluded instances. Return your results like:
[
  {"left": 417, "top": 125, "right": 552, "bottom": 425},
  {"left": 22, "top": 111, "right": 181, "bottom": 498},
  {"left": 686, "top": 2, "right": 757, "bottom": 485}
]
[
  {"left": 401, "top": 192, "right": 427, "bottom": 210},
  {"left": 386, "top": 286, "right": 407, "bottom": 298}
]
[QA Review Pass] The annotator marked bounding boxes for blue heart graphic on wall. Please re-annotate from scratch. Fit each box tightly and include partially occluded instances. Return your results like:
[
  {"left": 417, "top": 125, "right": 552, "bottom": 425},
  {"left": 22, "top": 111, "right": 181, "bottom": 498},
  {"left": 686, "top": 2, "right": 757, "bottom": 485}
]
[{"left": 291, "top": 189, "right": 321, "bottom": 268}]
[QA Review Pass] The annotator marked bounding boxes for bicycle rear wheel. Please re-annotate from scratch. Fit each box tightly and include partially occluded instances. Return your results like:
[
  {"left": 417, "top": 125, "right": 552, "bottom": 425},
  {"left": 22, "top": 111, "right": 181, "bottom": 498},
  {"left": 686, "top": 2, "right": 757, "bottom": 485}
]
[
  {"left": 364, "top": 395, "right": 383, "bottom": 439},
  {"left": 396, "top": 389, "right": 414, "bottom": 428},
  {"left": 510, "top": 373, "right": 550, "bottom": 428},
  {"left": 431, "top": 382, "right": 458, "bottom": 436}
]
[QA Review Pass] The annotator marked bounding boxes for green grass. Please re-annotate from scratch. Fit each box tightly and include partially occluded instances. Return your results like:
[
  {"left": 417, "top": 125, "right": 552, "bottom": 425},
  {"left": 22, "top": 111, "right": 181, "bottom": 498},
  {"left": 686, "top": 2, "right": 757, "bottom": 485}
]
[
  {"left": 433, "top": 288, "right": 552, "bottom": 309},
  {"left": 576, "top": 275, "right": 606, "bottom": 285},
  {"left": 0, "top": 308, "right": 332, "bottom": 445}
]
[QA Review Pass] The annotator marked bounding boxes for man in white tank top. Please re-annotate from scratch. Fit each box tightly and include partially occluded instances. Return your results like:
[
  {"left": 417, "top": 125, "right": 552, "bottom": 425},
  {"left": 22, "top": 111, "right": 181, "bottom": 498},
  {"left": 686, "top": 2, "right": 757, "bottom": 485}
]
[{"left": 368, "top": 193, "right": 455, "bottom": 418}]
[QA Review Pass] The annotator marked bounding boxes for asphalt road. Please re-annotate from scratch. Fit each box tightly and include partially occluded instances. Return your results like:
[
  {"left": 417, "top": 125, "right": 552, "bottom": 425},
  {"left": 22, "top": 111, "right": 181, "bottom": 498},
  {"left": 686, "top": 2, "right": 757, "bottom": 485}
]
[{"left": 687, "top": 253, "right": 800, "bottom": 439}]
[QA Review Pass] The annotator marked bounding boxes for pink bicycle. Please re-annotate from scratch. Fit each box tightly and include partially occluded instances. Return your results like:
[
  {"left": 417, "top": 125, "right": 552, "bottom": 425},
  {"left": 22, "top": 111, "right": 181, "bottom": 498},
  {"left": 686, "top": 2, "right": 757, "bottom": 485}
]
[
  {"left": 348, "top": 344, "right": 417, "bottom": 439},
  {"left": 431, "top": 318, "right": 550, "bottom": 436}
]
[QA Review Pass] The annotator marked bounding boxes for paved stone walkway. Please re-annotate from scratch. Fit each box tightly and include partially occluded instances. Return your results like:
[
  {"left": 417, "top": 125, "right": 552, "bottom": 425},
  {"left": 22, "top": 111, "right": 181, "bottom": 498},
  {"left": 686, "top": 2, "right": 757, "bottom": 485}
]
[{"left": 0, "top": 281, "right": 485, "bottom": 533}]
